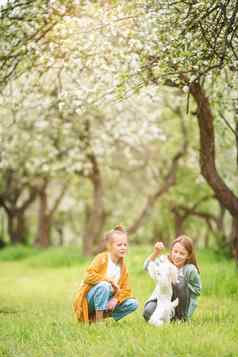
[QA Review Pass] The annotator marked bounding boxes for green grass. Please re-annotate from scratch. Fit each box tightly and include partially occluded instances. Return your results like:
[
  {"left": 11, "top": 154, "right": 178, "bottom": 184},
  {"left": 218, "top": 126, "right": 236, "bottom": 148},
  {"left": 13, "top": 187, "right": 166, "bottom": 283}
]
[{"left": 0, "top": 246, "right": 238, "bottom": 357}]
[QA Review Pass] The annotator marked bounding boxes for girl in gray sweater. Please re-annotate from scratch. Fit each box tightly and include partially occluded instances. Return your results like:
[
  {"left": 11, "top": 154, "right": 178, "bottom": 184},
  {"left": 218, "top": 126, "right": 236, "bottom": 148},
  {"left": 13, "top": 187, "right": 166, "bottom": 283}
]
[{"left": 143, "top": 235, "right": 201, "bottom": 322}]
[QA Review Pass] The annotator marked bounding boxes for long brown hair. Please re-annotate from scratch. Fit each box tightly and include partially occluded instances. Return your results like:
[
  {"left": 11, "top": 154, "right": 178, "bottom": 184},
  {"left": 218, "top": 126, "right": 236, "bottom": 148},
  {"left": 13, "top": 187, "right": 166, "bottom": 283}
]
[{"left": 169, "top": 235, "right": 200, "bottom": 273}]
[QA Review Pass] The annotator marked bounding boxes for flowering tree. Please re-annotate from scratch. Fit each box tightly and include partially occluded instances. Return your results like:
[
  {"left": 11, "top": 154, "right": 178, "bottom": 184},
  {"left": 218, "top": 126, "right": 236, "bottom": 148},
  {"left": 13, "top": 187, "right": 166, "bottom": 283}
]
[
  {"left": 97, "top": 0, "right": 238, "bottom": 259},
  {"left": 2, "top": 0, "right": 238, "bottom": 257},
  {"left": 0, "top": 0, "right": 77, "bottom": 86},
  {"left": 0, "top": 59, "right": 169, "bottom": 252}
]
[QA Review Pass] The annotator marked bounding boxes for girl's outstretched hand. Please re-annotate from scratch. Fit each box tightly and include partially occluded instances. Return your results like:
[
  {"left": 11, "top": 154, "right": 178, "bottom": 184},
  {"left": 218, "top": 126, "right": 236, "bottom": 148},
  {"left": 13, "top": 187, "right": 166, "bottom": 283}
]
[
  {"left": 154, "top": 241, "right": 165, "bottom": 255},
  {"left": 148, "top": 241, "right": 165, "bottom": 261}
]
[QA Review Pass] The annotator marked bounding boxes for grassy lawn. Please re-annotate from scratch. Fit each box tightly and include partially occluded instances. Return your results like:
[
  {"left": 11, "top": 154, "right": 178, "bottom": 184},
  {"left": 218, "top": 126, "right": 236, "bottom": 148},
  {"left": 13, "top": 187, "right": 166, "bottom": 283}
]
[{"left": 0, "top": 246, "right": 238, "bottom": 357}]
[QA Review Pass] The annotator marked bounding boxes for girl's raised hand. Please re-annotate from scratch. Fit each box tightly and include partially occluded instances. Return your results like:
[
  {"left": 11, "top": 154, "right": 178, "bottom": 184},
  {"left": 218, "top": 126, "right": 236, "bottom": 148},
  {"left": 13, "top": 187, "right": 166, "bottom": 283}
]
[
  {"left": 148, "top": 241, "right": 165, "bottom": 261},
  {"left": 154, "top": 241, "right": 165, "bottom": 256}
]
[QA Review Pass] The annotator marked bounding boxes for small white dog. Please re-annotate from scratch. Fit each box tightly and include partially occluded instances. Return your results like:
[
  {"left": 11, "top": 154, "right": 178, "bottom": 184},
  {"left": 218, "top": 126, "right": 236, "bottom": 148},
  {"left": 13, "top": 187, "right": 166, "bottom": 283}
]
[{"left": 148, "top": 256, "right": 179, "bottom": 326}]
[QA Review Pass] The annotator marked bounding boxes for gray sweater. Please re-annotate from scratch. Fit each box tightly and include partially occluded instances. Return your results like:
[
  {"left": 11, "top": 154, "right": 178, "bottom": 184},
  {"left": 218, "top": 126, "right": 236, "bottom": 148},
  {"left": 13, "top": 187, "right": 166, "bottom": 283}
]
[{"left": 144, "top": 256, "right": 201, "bottom": 319}]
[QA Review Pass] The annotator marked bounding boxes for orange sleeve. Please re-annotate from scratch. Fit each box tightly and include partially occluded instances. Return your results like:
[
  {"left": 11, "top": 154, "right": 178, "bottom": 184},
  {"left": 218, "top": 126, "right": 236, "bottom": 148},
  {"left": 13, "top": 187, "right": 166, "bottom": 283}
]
[{"left": 83, "top": 253, "right": 108, "bottom": 285}]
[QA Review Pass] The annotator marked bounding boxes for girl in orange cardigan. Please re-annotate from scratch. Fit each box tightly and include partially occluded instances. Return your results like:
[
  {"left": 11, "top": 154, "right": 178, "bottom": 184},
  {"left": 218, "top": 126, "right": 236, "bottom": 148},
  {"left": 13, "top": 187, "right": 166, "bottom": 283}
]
[{"left": 73, "top": 225, "right": 138, "bottom": 323}]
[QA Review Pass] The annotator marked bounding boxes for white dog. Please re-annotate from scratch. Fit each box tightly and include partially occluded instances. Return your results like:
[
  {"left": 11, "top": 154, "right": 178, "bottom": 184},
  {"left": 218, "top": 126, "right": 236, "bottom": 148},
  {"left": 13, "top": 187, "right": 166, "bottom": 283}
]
[{"left": 147, "top": 256, "right": 179, "bottom": 326}]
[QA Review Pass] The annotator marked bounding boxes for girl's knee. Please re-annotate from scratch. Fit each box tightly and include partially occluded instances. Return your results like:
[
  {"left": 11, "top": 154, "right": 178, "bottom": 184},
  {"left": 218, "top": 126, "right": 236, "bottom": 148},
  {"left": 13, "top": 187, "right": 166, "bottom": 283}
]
[{"left": 95, "top": 281, "right": 111, "bottom": 292}]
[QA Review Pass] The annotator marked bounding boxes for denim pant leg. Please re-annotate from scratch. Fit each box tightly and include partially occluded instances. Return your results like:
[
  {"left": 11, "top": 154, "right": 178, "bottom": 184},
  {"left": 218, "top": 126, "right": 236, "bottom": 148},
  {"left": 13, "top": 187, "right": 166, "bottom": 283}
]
[
  {"left": 87, "top": 281, "right": 113, "bottom": 313},
  {"left": 111, "top": 298, "right": 138, "bottom": 321}
]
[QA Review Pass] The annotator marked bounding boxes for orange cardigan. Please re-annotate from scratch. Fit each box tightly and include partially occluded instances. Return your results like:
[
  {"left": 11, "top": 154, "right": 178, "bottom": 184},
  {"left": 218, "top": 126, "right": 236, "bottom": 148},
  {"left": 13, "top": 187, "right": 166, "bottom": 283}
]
[{"left": 73, "top": 252, "right": 133, "bottom": 322}]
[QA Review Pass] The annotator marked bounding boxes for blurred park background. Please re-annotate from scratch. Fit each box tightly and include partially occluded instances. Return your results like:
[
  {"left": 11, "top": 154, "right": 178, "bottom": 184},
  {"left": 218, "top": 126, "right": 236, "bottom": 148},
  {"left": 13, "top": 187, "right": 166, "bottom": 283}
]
[
  {"left": 0, "top": 0, "right": 238, "bottom": 262},
  {"left": 0, "top": 1, "right": 238, "bottom": 355}
]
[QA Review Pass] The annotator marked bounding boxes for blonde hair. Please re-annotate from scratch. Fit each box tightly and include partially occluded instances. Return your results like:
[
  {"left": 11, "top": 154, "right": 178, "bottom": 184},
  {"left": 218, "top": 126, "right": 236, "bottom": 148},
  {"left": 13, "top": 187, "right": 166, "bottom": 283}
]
[
  {"left": 104, "top": 224, "right": 127, "bottom": 247},
  {"left": 169, "top": 235, "right": 200, "bottom": 273}
]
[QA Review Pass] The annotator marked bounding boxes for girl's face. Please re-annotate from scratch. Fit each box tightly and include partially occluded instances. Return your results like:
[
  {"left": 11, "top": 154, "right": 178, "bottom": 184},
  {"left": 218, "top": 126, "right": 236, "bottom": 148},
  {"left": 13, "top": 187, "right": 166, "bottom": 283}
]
[
  {"left": 109, "top": 234, "right": 128, "bottom": 261},
  {"left": 171, "top": 242, "right": 190, "bottom": 268}
]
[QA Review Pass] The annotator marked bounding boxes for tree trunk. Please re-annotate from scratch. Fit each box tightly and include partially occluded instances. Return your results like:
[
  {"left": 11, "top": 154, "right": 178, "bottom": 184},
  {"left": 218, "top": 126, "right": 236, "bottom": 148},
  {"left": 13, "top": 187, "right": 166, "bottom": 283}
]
[
  {"left": 204, "top": 230, "right": 210, "bottom": 248},
  {"left": 231, "top": 217, "right": 238, "bottom": 267},
  {"left": 235, "top": 121, "right": 238, "bottom": 168},
  {"left": 34, "top": 181, "right": 67, "bottom": 248},
  {"left": 170, "top": 206, "right": 185, "bottom": 237},
  {"left": 216, "top": 203, "right": 227, "bottom": 248},
  {"left": 0, "top": 180, "right": 37, "bottom": 245},
  {"left": 56, "top": 226, "right": 64, "bottom": 246},
  {"left": 190, "top": 82, "right": 238, "bottom": 261},
  {"left": 7, "top": 211, "right": 27, "bottom": 244},
  {"left": 82, "top": 157, "right": 106, "bottom": 256},
  {"left": 174, "top": 214, "right": 184, "bottom": 237},
  {"left": 35, "top": 190, "right": 51, "bottom": 248}
]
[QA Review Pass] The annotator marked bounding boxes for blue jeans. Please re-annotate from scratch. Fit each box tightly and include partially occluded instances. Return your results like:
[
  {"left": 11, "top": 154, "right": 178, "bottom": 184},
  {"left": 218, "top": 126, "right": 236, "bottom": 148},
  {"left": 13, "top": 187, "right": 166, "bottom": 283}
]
[{"left": 86, "top": 281, "right": 138, "bottom": 321}]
